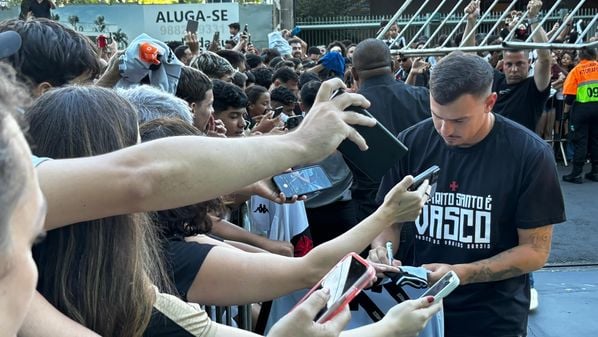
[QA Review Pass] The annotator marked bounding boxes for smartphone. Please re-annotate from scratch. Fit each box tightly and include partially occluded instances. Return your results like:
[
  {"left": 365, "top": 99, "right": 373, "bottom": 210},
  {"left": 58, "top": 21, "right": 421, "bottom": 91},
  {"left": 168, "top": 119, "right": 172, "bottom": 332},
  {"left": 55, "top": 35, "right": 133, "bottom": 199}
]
[
  {"left": 186, "top": 20, "right": 199, "bottom": 34},
  {"left": 272, "top": 106, "right": 284, "bottom": 118},
  {"left": 419, "top": 270, "right": 460, "bottom": 304},
  {"left": 409, "top": 165, "right": 440, "bottom": 191},
  {"left": 331, "top": 89, "right": 409, "bottom": 181},
  {"left": 295, "top": 253, "right": 376, "bottom": 323},
  {"left": 285, "top": 115, "right": 304, "bottom": 130},
  {"left": 272, "top": 165, "right": 332, "bottom": 197},
  {"left": 213, "top": 31, "right": 220, "bottom": 43},
  {"left": 243, "top": 24, "right": 249, "bottom": 33}
]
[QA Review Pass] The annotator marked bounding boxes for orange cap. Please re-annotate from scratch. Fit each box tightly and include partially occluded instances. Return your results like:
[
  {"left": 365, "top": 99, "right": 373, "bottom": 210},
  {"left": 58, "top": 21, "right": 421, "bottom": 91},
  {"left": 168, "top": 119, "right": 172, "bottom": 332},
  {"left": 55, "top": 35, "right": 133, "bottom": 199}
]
[{"left": 139, "top": 42, "right": 161, "bottom": 65}]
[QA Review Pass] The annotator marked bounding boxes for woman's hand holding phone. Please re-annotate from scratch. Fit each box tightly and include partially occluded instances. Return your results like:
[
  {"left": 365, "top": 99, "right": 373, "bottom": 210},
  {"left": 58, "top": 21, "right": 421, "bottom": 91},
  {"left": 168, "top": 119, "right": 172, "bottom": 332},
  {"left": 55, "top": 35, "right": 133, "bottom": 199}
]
[
  {"left": 375, "top": 297, "right": 442, "bottom": 337},
  {"left": 377, "top": 175, "right": 430, "bottom": 225},
  {"left": 268, "top": 289, "right": 350, "bottom": 337}
]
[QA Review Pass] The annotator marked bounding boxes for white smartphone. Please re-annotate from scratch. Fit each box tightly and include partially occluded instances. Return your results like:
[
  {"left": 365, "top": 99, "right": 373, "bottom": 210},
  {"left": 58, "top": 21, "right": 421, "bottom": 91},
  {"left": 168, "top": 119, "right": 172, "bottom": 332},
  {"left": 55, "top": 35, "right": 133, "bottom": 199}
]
[{"left": 419, "top": 270, "right": 460, "bottom": 303}]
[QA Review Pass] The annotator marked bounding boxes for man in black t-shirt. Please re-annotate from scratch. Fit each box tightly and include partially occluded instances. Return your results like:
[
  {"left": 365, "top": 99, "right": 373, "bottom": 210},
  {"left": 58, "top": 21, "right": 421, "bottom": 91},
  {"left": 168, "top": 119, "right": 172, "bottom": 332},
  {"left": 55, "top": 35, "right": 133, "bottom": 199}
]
[
  {"left": 348, "top": 38, "right": 430, "bottom": 225},
  {"left": 371, "top": 52, "right": 565, "bottom": 337},
  {"left": 20, "top": 0, "right": 55, "bottom": 19},
  {"left": 489, "top": 0, "right": 552, "bottom": 131}
]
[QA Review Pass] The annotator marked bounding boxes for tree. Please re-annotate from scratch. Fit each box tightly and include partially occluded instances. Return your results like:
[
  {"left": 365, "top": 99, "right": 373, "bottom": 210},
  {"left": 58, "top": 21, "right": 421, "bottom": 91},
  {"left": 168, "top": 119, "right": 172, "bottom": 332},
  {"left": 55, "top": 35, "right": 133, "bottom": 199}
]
[
  {"left": 68, "top": 15, "right": 80, "bottom": 30},
  {"left": 295, "top": 0, "right": 369, "bottom": 18},
  {"left": 112, "top": 28, "right": 128, "bottom": 48},
  {"left": 94, "top": 15, "right": 106, "bottom": 32}
]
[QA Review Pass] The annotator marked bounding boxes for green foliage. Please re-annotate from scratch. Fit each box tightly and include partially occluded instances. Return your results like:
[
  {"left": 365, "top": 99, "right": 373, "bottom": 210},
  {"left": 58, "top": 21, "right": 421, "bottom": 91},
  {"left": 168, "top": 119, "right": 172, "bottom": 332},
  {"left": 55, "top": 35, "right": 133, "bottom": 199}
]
[{"left": 295, "top": 0, "right": 369, "bottom": 18}]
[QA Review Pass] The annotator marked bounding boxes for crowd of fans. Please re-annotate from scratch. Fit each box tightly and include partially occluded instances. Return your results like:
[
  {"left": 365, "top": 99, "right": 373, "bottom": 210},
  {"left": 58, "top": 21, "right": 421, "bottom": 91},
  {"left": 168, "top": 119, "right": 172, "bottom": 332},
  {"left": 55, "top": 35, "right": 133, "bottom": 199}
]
[{"left": 0, "top": 0, "right": 596, "bottom": 336}]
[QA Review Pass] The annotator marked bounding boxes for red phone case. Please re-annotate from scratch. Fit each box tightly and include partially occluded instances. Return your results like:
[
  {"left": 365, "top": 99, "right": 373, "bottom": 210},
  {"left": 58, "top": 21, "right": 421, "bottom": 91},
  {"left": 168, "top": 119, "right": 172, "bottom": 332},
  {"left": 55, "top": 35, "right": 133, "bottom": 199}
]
[{"left": 294, "top": 252, "right": 376, "bottom": 323}]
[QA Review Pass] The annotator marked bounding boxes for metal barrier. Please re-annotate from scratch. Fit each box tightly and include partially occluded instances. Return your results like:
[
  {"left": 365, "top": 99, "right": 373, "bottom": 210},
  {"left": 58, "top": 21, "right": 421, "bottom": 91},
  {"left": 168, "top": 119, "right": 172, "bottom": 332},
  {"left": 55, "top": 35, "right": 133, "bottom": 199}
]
[
  {"left": 207, "top": 304, "right": 253, "bottom": 330},
  {"left": 296, "top": 6, "right": 597, "bottom": 48}
]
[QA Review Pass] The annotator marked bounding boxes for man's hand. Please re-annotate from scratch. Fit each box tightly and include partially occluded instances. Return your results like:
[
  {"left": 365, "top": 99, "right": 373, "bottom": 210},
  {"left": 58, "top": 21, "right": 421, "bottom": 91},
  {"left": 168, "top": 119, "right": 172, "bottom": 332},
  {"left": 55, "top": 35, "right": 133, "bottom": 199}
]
[
  {"left": 527, "top": 0, "right": 542, "bottom": 19},
  {"left": 268, "top": 289, "right": 351, "bottom": 337},
  {"left": 411, "top": 58, "right": 430, "bottom": 74},
  {"left": 244, "top": 177, "right": 306, "bottom": 204},
  {"left": 421, "top": 263, "right": 456, "bottom": 284},
  {"left": 96, "top": 50, "right": 124, "bottom": 88},
  {"left": 184, "top": 31, "right": 200, "bottom": 55},
  {"left": 378, "top": 297, "right": 442, "bottom": 337},
  {"left": 252, "top": 111, "right": 283, "bottom": 134},
  {"left": 292, "top": 78, "right": 375, "bottom": 163},
  {"left": 464, "top": 0, "right": 480, "bottom": 21},
  {"left": 206, "top": 116, "right": 227, "bottom": 138}
]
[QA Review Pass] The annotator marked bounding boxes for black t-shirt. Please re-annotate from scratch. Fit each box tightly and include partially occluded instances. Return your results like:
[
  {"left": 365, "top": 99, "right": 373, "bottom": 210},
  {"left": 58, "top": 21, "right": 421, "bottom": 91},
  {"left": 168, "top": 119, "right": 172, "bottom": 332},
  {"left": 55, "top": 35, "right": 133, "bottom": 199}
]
[
  {"left": 28, "top": 0, "right": 52, "bottom": 18},
  {"left": 378, "top": 115, "right": 566, "bottom": 337},
  {"left": 492, "top": 70, "right": 550, "bottom": 131},
  {"left": 350, "top": 74, "right": 430, "bottom": 221},
  {"left": 165, "top": 237, "right": 214, "bottom": 301}
]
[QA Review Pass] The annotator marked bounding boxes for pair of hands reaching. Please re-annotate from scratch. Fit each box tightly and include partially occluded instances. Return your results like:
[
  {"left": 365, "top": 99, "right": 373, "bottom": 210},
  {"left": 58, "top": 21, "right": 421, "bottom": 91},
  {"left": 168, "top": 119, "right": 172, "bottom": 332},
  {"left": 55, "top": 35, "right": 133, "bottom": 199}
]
[{"left": 268, "top": 290, "right": 441, "bottom": 337}]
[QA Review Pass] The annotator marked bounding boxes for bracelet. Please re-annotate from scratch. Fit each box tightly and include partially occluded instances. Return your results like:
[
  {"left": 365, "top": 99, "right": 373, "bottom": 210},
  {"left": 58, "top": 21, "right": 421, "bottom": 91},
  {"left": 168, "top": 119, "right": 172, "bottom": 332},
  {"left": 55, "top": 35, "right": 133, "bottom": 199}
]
[{"left": 527, "top": 16, "right": 541, "bottom": 25}]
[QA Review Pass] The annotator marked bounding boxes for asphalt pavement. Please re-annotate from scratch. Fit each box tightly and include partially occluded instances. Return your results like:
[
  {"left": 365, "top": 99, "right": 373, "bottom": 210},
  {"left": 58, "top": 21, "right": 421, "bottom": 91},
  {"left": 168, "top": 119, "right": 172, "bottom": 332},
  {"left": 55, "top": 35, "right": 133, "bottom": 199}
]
[{"left": 527, "top": 163, "right": 598, "bottom": 337}]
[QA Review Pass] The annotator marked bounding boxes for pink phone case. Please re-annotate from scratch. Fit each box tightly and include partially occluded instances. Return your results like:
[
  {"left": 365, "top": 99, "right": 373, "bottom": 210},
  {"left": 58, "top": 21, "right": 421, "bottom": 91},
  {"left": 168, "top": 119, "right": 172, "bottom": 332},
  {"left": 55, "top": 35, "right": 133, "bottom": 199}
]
[{"left": 294, "top": 252, "right": 376, "bottom": 323}]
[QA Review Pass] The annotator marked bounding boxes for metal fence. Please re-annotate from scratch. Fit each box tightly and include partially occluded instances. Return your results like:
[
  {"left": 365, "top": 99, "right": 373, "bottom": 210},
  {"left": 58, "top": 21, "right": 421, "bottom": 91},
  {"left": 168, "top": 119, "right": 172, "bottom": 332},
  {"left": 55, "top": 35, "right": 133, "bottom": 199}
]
[{"left": 296, "top": 7, "right": 597, "bottom": 47}]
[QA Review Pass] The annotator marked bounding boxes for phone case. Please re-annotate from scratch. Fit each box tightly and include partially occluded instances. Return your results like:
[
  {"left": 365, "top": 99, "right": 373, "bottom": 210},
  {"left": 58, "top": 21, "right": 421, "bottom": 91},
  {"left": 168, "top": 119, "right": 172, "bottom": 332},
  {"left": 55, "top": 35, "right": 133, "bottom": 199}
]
[
  {"left": 420, "top": 270, "right": 460, "bottom": 304},
  {"left": 294, "top": 253, "right": 376, "bottom": 323}
]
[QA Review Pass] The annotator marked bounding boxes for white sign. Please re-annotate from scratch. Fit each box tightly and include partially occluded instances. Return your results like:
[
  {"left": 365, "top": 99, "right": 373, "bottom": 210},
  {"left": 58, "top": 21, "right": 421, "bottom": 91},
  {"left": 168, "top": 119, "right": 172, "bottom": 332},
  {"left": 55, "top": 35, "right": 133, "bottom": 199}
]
[{"left": 143, "top": 3, "right": 239, "bottom": 46}]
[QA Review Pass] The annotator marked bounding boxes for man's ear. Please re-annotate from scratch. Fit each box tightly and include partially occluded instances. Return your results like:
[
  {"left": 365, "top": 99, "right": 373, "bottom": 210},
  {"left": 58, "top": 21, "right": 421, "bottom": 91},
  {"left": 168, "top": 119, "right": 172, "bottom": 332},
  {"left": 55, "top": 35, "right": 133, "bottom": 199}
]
[
  {"left": 485, "top": 92, "right": 498, "bottom": 113},
  {"left": 273, "top": 79, "right": 281, "bottom": 87},
  {"left": 190, "top": 102, "right": 197, "bottom": 113},
  {"left": 35, "top": 82, "right": 53, "bottom": 97}
]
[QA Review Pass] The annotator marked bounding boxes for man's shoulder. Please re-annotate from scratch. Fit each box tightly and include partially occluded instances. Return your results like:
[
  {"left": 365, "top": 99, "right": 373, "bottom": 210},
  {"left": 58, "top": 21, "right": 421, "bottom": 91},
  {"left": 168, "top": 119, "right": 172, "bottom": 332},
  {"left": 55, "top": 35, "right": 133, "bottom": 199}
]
[{"left": 495, "top": 114, "right": 551, "bottom": 151}]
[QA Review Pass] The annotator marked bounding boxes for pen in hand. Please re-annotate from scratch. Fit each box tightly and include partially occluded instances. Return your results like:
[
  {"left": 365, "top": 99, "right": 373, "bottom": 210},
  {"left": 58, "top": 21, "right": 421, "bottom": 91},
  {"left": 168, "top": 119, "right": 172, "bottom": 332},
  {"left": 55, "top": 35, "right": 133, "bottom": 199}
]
[{"left": 386, "top": 241, "right": 393, "bottom": 265}]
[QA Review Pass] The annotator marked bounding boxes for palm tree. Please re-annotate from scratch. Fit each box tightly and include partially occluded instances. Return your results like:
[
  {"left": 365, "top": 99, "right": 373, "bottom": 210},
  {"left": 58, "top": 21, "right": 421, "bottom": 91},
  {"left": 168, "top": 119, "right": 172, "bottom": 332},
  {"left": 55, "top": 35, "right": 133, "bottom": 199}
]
[
  {"left": 94, "top": 15, "right": 106, "bottom": 32},
  {"left": 68, "top": 15, "right": 79, "bottom": 30}
]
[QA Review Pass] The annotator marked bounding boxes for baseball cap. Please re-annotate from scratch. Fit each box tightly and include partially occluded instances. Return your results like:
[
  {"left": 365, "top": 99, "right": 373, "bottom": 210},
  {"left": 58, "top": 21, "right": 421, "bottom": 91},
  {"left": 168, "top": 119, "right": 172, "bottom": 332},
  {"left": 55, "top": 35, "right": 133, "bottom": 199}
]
[{"left": 0, "top": 31, "right": 22, "bottom": 59}]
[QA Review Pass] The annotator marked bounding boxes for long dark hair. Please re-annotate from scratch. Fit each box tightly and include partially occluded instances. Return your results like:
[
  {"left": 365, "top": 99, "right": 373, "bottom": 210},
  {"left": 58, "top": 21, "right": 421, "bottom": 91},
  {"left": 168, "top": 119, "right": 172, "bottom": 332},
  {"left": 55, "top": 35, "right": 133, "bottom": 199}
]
[
  {"left": 139, "top": 118, "right": 225, "bottom": 239},
  {"left": 26, "top": 86, "right": 167, "bottom": 337}
]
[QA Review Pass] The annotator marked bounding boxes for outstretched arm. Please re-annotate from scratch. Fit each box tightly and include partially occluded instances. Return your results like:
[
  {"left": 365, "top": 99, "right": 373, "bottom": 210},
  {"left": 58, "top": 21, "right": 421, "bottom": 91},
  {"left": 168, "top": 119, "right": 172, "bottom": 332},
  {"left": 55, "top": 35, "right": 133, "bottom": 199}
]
[
  {"left": 462, "top": 0, "right": 480, "bottom": 47},
  {"left": 527, "top": 0, "right": 551, "bottom": 92},
  {"left": 423, "top": 225, "right": 553, "bottom": 284},
  {"left": 39, "top": 79, "right": 375, "bottom": 230}
]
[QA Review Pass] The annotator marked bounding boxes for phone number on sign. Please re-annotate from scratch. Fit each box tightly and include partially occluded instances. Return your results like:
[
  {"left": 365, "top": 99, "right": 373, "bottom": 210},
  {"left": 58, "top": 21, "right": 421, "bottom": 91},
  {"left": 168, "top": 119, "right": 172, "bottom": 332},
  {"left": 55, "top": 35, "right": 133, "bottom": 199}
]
[{"left": 159, "top": 23, "right": 226, "bottom": 37}]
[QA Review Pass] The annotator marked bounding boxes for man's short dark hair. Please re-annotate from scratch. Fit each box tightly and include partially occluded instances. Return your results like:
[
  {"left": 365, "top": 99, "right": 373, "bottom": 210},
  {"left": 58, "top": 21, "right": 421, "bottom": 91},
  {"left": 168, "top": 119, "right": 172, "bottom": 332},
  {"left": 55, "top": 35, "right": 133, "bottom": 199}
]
[
  {"left": 300, "top": 80, "right": 321, "bottom": 111},
  {"left": 272, "top": 66, "right": 298, "bottom": 84},
  {"left": 216, "top": 49, "right": 246, "bottom": 69},
  {"left": 270, "top": 86, "right": 297, "bottom": 105},
  {"left": 579, "top": 47, "right": 597, "bottom": 61},
  {"left": 307, "top": 46, "right": 321, "bottom": 56},
  {"left": 245, "top": 53, "right": 263, "bottom": 69},
  {"left": 245, "top": 71, "right": 255, "bottom": 86},
  {"left": 212, "top": 79, "right": 248, "bottom": 113},
  {"left": 251, "top": 67, "right": 274, "bottom": 88},
  {"left": 429, "top": 52, "right": 493, "bottom": 105},
  {"left": 174, "top": 45, "right": 190, "bottom": 61},
  {"left": 288, "top": 37, "right": 302, "bottom": 45},
  {"left": 261, "top": 48, "right": 281, "bottom": 65},
  {"left": 228, "top": 22, "right": 240, "bottom": 31},
  {"left": 352, "top": 38, "right": 392, "bottom": 71},
  {"left": 298, "top": 72, "right": 320, "bottom": 88},
  {"left": 175, "top": 66, "right": 213, "bottom": 105},
  {"left": 190, "top": 51, "right": 235, "bottom": 79},
  {"left": 0, "top": 18, "right": 100, "bottom": 87}
]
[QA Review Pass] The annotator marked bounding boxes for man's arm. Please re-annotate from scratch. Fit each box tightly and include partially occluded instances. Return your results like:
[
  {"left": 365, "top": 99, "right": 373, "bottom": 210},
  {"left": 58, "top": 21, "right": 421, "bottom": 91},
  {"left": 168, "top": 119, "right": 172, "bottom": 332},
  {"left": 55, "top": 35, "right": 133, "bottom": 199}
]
[
  {"left": 462, "top": 0, "right": 480, "bottom": 47},
  {"left": 19, "top": 292, "right": 100, "bottom": 337},
  {"left": 424, "top": 225, "right": 553, "bottom": 284},
  {"left": 527, "top": 0, "right": 551, "bottom": 91},
  {"left": 39, "top": 79, "right": 375, "bottom": 230}
]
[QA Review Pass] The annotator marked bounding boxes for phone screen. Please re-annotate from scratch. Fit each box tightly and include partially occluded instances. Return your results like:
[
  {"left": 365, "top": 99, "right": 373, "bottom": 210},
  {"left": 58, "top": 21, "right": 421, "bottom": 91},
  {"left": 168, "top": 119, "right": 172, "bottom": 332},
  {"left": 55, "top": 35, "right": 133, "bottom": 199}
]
[
  {"left": 273, "top": 166, "right": 332, "bottom": 196},
  {"left": 314, "top": 256, "right": 369, "bottom": 321},
  {"left": 186, "top": 20, "right": 199, "bottom": 34},
  {"left": 421, "top": 273, "right": 453, "bottom": 297}
]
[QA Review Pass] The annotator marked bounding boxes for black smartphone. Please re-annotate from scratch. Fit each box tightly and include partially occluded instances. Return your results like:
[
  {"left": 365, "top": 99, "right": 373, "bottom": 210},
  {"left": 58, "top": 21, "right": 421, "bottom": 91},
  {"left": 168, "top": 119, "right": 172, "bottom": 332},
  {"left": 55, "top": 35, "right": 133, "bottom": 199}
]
[
  {"left": 409, "top": 165, "right": 440, "bottom": 191},
  {"left": 186, "top": 20, "right": 199, "bottom": 34},
  {"left": 243, "top": 24, "right": 249, "bottom": 33},
  {"left": 331, "top": 89, "right": 409, "bottom": 181},
  {"left": 213, "top": 31, "right": 220, "bottom": 43},
  {"left": 272, "top": 165, "right": 333, "bottom": 197},
  {"left": 285, "top": 115, "right": 304, "bottom": 130},
  {"left": 272, "top": 106, "right": 284, "bottom": 118}
]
